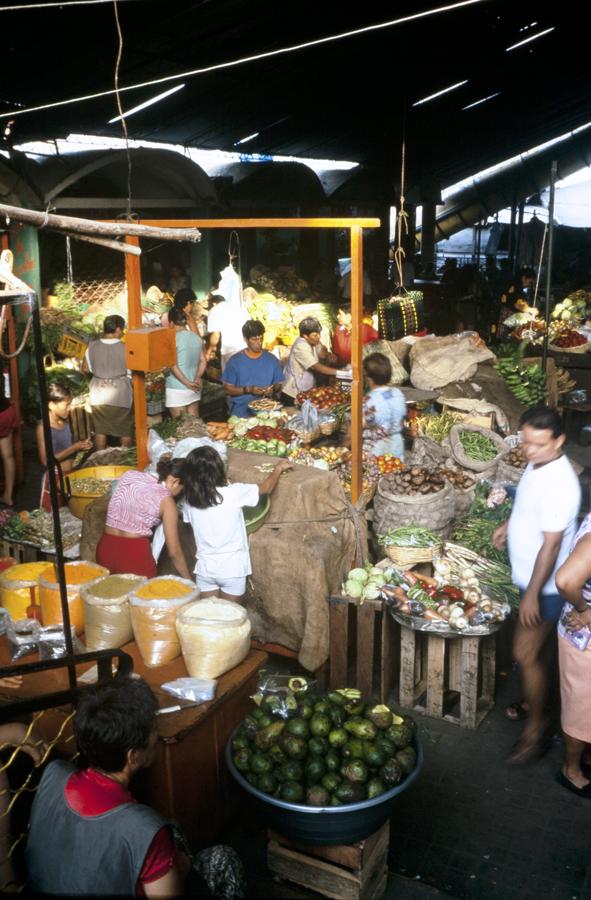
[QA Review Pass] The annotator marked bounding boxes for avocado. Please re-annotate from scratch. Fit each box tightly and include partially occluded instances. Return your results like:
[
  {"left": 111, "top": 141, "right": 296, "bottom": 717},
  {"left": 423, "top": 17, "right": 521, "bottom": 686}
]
[
  {"left": 343, "top": 717, "right": 377, "bottom": 741},
  {"left": 231, "top": 734, "right": 248, "bottom": 752},
  {"left": 328, "top": 704, "right": 346, "bottom": 727},
  {"left": 250, "top": 753, "right": 273, "bottom": 775},
  {"left": 250, "top": 706, "right": 266, "bottom": 722},
  {"left": 286, "top": 718, "right": 310, "bottom": 739},
  {"left": 280, "top": 732, "right": 308, "bottom": 760},
  {"left": 298, "top": 700, "right": 314, "bottom": 720},
  {"left": 367, "top": 777, "right": 387, "bottom": 799},
  {"left": 283, "top": 694, "right": 299, "bottom": 718},
  {"left": 254, "top": 721, "right": 286, "bottom": 751},
  {"left": 256, "top": 772, "right": 278, "bottom": 795},
  {"left": 242, "top": 715, "right": 260, "bottom": 736},
  {"left": 363, "top": 741, "right": 387, "bottom": 769},
  {"left": 335, "top": 781, "right": 367, "bottom": 804},
  {"left": 306, "top": 786, "right": 330, "bottom": 807},
  {"left": 278, "top": 760, "right": 304, "bottom": 782},
  {"left": 321, "top": 773, "right": 341, "bottom": 793},
  {"left": 269, "top": 743, "right": 288, "bottom": 766},
  {"left": 396, "top": 745, "right": 417, "bottom": 775},
  {"left": 324, "top": 749, "right": 341, "bottom": 773},
  {"left": 288, "top": 677, "right": 309, "bottom": 693},
  {"left": 305, "top": 757, "right": 326, "bottom": 785},
  {"left": 309, "top": 712, "right": 331, "bottom": 737},
  {"left": 261, "top": 694, "right": 283, "bottom": 717},
  {"left": 280, "top": 781, "right": 305, "bottom": 804},
  {"left": 327, "top": 691, "right": 346, "bottom": 706},
  {"left": 258, "top": 714, "right": 273, "bottom": 728},
  {"left": 341, "top": 739, "right": 365, "bottom": 761},
  {"left": 308, "top": 736, "right": 329, "bottom": 756},
  {"left": 374, "top": 736, "right": 396, "bottom": 758},
  {"left": 328, "top": 728, "right": 348, "bottom": 749},
  {"left": 385, "top": 721, "right": 414, "bottom": 749},
  {"left": 365, "top": 704, "right": 394, "bottom": 730},
  {"left": 380, "top": 757, "right": 403, "bottom": 786},
  {"left": 341, "top": 760, "right": 369, "bottom": 784},
  {"left": 233, "top": 748, "right": 251, "bottom": 773},
  {"left": 330, "top": 795, "right": 344, "bottom": 807}
]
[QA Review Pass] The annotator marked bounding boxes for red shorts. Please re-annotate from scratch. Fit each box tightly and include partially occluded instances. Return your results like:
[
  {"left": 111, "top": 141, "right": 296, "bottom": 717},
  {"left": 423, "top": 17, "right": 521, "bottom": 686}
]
[
  {"left": 96, "top": 533, "right": 157, "bottom": 578},
  {"left": 0, "top": 405, "right": 16, "bottom": 439}
]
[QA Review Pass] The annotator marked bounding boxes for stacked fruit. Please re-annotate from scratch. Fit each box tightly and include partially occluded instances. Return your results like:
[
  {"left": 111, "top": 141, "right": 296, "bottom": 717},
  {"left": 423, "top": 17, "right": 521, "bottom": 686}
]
[
  {"left": 495, "top": 356, "right": 546, "bottom": 407},
  {"left": 296, "top": 386, "right": 350, "bottom": 409},
  {"left": 375, "top": 454, "right": 404, "bottom": 475}
]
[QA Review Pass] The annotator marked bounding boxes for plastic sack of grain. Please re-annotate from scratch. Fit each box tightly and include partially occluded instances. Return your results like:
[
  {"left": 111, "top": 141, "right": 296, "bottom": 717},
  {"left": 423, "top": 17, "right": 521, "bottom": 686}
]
[
  {"left": 82, "top": 574, "right": 147, "bottom": 651},
  {"left": 0, "top": 561, "right": 52, "bottom": 621},
  {"left": 130, "top": 576, "right": 198, "bottom": 668},
  {"left": 176, "top": 599, "right": 252, "bottom": 679},
  {"left": 39, "top": 561, "right": 109, "bottom": 635}
]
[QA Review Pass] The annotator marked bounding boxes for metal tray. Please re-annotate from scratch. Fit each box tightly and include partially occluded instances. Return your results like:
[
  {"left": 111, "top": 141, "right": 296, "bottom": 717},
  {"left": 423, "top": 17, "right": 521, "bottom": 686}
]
[{"left": 389, "top": 607, "right": 505, "bottom": 638}]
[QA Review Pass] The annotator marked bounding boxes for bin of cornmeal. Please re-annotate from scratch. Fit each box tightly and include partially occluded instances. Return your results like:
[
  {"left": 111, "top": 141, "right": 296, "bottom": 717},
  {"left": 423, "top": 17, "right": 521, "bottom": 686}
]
[
  {"left": 176, "top": 598, "right": 252, "bottom": 679},
  {"left": 129, "top": 577, "right": 198, "bottom": 668},
  {"left": 0, "top": 562, "right": 51, "bottom": 621},
  {"left": 82, "top": 574, "right": 146, "bottom": 651},
  {"left": 39, "top": 561, "right": 108, "bottom": 635}
]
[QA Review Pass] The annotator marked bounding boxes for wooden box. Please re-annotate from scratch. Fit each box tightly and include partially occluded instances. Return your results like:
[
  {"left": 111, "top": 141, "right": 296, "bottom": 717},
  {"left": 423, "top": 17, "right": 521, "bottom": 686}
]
[
  {"left": 441, "top": 404, "right": 494, "bottom": 430},
  {"left": 397, "top": 625, "right": 496, "bottom": 729},
  {"left": 267, "top": 822, "right": 389, "bottom": 900},
  {"left": 125, "top": 327, "right": 176, "bottom": 372}
]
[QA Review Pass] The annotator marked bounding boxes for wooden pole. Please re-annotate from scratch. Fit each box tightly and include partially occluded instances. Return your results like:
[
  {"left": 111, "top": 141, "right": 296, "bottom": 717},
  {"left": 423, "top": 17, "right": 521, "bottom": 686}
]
[
  {"left": 0, "top": 235, "right": 23, "bottom": 483},
  {"left": 350, "top": 226, "right": 363, "bottom": 505},
  {"left": 64, "top": 232, "right": 142, "bottom": 255},
  {"left": 0, "top": 203, "right": 201, "bottom": 243},
  {"left": 124, "top": 236, "right": 148, "bottom": 469}
]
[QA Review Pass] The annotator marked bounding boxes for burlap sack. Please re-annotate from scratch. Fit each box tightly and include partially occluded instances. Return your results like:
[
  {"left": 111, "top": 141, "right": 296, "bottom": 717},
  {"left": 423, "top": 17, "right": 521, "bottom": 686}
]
[
  {"left": 374, "top": 476, "right": 454, "bottom": 535},
  {"left": 409, "top": 333, "right": 494, "bottom": 390},
  {"left": 362, "top": 340, "right": 407, "bottom": 385},
  {"left": 407, "top": 435, "right": 453, "bottom": 468},
  {"left": 449, "top": 424, "right": 507, "bottom": 473}
]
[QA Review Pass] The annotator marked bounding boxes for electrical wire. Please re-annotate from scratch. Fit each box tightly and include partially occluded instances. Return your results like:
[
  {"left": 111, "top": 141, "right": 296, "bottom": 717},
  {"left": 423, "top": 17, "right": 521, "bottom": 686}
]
[
  {"left": 0, "top": 0, "right": 487, "bottom": 120},
  {"left": 0, "top": 0, "right": 114, "bottom": 10},
  {"left": 112, "top": 0, "right": 133, "bottom": 219}
]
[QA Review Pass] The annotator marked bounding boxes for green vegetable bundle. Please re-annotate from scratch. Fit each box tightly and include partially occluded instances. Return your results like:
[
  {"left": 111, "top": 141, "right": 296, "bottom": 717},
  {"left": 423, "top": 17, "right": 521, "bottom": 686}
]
[
  {"left": 415, "top": 411, "right": 463, "bottom": 443},
  {"left": 231, "top": 686, "right": 418, "bottom": 808},
  {"left": 458, "top": 430, "right": 498, "bottom": 462},
  {"left": 444, "top": 542, "right": 519, "bottom": 611},
  {"left": 377, "top": 526, "right": 440, "bottom": 548}
]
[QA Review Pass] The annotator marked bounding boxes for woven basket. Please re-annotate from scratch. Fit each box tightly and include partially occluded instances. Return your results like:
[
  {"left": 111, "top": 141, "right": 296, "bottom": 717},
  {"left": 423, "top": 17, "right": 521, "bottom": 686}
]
[
  {"left": 383, "top": 542, "right": 442, "bottom": 566},
  {"left": 374, "top": 477, "right": 453, "bottom": 535},
  {"left": 319, "top": 418, "right": 339, "bottom": 437},
  {"left": 548, "top": 341, "right": 591, "bottom": 354}
]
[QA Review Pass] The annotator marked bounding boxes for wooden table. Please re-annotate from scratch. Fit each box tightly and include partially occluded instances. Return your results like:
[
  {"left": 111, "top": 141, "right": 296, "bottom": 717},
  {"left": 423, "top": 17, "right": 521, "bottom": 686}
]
[{"left": 0, "top": 639, "right": 267, "bottom": 847}]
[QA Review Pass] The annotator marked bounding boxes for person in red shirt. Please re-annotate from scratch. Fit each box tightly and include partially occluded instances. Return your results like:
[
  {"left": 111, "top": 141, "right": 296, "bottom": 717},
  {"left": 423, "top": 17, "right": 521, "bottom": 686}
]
[{"left": 332, "top": 305, "right": 379, "bottom": 367}]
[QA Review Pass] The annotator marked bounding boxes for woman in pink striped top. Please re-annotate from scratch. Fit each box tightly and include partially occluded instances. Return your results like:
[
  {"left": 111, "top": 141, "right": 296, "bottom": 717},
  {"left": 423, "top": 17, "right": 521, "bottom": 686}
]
[{"left": 96, "top": 458, "right": 192, "bottom": 579}]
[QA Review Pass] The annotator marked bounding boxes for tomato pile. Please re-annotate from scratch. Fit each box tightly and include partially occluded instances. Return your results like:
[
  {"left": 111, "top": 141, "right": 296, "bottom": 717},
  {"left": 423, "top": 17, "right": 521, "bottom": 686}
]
[
  {"left": 554, "top": 329, "right": 588, "bottom": 348},
  {"left": 296, "top": 386, "right": 350, "bottom": 409},
  {"left": 375, "top": 454, "right": 404, "bottom": 475},
  {"left": 245, "top": 425, "right": 294, "bottom": 443}
]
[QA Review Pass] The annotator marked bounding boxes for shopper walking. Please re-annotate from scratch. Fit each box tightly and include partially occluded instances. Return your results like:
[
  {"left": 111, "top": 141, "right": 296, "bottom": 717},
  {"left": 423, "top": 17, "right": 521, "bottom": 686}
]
[
  {"left": 492, "top": 406, "right": 581, "bottom": 763},
  {"left": 554, "top": 517, "right": 591, "bottom": 797},
  {"left": 83, "top": 315, "right": 133, "bottom": 450}
]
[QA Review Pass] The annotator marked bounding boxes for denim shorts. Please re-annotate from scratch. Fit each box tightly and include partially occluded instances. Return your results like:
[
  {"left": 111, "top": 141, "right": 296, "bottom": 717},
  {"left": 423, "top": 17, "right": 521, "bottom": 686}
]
[{"left": 519, "top": 590, "right": 564, "bottom": 624}]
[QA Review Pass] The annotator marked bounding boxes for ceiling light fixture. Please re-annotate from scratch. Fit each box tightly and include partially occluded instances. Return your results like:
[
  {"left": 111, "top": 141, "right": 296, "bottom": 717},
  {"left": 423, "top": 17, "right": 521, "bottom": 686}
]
[
  {"left": 462, "top": 91, "right": 501, "bottom": 110},
  {"left": 233, "top": 132, "right": 259, "bottom": 146},
  {"left": 108, "top": 84, "right": 185, "bottom": 124},
  {"left": 413, "top": 80, "right": 468, "bottom": 107},
  {"left": 505, "top": 26, "right": 554, "bottom": 51}
]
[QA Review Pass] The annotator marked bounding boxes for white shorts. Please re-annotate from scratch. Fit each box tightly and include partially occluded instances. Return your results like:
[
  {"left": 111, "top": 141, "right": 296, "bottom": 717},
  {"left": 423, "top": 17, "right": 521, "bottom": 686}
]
[
  {"left": 165, "top": 386, "right": 201, "bottom": 407},
  {"left": 196, "top": 574, "right": 246, "bottom": 596}
]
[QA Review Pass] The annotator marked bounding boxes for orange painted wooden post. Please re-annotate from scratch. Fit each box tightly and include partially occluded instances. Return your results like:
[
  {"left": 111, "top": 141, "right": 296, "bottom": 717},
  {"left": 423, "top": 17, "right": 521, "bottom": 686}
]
[
  {"left": 124, "top": 236, "right": 148, "bottom": 469},
  {"left": 0, "top": 233, "right": 24, "bottom": 482},
  {"left": 349, "top": 226, "right": 364, "bottom": 505}
]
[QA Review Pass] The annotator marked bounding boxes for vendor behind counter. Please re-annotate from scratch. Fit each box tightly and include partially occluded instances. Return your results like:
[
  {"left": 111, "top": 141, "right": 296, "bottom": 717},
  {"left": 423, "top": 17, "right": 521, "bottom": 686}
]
[
  {"left": 280, "top": 316, "right": 342, "bottom": 406},
  {"left": 223, "top": 320, "right": 284, "bottom": 417}
]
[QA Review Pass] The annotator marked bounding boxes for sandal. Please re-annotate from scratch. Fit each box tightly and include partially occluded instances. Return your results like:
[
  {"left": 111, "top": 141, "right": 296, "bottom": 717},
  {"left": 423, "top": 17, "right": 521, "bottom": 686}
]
[
  {"left": 556, "top": 771, "right": 591, "bottom": 798},
  {"left": 505, "top": 701, "right": 528, "bottom": 721}
]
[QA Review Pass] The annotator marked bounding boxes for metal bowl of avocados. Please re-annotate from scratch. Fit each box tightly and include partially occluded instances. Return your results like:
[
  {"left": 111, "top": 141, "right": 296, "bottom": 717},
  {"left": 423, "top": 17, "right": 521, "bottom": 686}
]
[
  {"left": 244, "top": 494, "right": 271, "bottom": 535},
  {"left": 225, "top": 729, "right": 423, "bottom": 845}
]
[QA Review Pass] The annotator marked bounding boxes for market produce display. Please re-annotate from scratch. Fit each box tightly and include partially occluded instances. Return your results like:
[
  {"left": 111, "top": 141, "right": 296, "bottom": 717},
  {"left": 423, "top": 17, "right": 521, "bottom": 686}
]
[
  {"left": 230, "top": 682, "right": 418, "bottom": 807},
  {"left": 452, "top": 482, "right": 512, "bottom": 565},
  {"left": 0, "top": 508, "right": 81, "bottom": 552},
  {"left": 375, "top": 454, "right": 404, "bottom": 475},
  {"left": 377, "top": 526, "right": 440, "bottom": 550},
  {"left": 555, "top": 367, "right": 577, "bottom": 399},
  {"left": 207, "top": 422, "right": 235, "bottom": 443},
  {"left": 249, "top": 399, "right": 283, "bottom": 412},
  {"left": 458, "top": 430, "right": 498, "bottom": 462},
  {"left": 502, "top": 446, "right": 526, "bottom": 470},
  {"left": 414, "top": 411, "right": 462, "bottom": 443},
  {"left": 296, "top": 386, "right": 350, "bottom": 410},
  {"left": 435, "top": 469, "right": 475, "bottom": 490},
  {"left": 548, "top": 322, "right": 589, "bottom": 349},
  {"left": 550, "top": 291, "right": 591, "bottom": 325},
  {"left": 153, "top": 414, "right": 209, "bottom": 441},
  {"left": 67, "top": 477, "right": 112, "bottom": 496},
  {"left": 443, "top": 543, "right": 519, "bottom": 612},
  {"left": 288, "top": 446, "right": 348, "bottom": 469},
  {"left": 229, "top": 424, "right": 294, "bottom": 457},
  {"left": 337, "top": 453, "right": 380, "bottom": 499},
  {"left": 379, "top": 467, "right": 445, "bottom": 496},
  {"left": 495, "top": 351, "right": 547, "bottom": 406},
  {"left": 341, "top": 561, "right": 399, "bottom": 601}
]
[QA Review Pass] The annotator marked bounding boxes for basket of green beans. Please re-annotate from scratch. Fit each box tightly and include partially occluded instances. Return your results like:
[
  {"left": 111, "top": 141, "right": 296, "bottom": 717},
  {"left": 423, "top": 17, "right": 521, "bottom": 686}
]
[{"left": 449, "top": 424, "right": 507, "bottom": 473}]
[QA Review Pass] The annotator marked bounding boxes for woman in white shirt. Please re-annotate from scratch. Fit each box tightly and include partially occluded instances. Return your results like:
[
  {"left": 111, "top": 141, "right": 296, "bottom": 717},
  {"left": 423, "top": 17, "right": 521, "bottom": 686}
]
[{"left": 183, "top": 446, "right": 291, "bottom": 600}]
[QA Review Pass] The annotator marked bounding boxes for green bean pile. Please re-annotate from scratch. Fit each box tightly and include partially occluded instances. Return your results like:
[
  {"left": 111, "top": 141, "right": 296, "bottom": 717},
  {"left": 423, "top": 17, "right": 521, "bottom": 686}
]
[
  {"left": 458, "top": 431, "right": 498, "bottom": 462},
  {"left": 378, "top": 526, "right": 440, "bottom": 548}
]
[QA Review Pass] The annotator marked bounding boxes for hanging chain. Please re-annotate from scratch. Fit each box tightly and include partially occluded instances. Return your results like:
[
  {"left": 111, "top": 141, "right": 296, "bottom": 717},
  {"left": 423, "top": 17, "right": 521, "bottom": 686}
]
[{"left": 394, "top": 139, "right": 409, "bottom": 295}]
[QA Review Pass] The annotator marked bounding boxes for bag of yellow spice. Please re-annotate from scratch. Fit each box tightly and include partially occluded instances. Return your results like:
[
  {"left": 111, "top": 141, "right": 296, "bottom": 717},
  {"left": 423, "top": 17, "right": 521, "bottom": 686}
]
[
  {"left": 39, "top": 561, "right": 109, "bottom": 635},
  {"left": 129, "top": 576, "right": 198, "bottom": 668}
]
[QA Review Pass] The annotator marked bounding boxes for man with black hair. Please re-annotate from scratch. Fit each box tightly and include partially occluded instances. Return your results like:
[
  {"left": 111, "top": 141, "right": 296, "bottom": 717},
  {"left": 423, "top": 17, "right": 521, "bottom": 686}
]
[
  {"left": 26, "top": 677, "right": 246, "bottom": 897},
  {"left": 83, "top": 314, "right": 133, "bottom": 450},
  {"left": 493, "top": 406, "right": 581, "bottom": 763},
  {"left": 223, "top": 320, "right": 283, "bottom": 417}
]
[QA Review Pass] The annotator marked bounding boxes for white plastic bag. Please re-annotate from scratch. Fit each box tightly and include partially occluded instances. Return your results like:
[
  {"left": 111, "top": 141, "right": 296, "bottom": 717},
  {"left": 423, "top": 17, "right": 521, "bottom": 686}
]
[{"left": 160, "top": 677, "right": 217, "bottom": 703}]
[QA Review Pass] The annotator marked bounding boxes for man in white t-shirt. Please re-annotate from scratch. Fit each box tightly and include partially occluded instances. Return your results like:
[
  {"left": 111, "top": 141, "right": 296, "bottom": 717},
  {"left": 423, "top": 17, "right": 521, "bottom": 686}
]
[{"left": 493, "top": 406, "right": 581, "bottom": 764}]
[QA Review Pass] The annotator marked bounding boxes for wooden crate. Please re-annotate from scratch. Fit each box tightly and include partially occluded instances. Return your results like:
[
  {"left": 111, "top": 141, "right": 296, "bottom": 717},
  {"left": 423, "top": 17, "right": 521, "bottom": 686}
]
[
  {"left": 440, "top": 404, "right": 494, "bottom": 430},
  {"left": 69, "top": 405, "right": 93, "bottom": 442},
  {"left": 327, "top": 595, "right": 396, "bottom": 702},
  {"left": 267, "top": 822, "right": 389, "bottom": 900},
  {"left": 398, "top": 624, "right": 496, "bottom": 729},
  {"left": 0, "top": 539, "right": 44, "bottom": 564}
]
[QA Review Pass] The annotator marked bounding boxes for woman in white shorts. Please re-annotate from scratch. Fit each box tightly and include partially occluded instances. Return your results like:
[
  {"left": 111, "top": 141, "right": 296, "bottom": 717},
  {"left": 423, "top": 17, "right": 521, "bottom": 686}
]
[
  {"left": 165, "top": 308, "right": 206, "bottom": 418},
  {"left": 183, "top": 446, "right": 291, "bottom": 600}
]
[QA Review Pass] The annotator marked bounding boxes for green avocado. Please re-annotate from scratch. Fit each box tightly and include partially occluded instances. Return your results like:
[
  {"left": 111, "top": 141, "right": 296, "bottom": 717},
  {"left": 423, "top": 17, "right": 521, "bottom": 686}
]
[
  {"left": 385, "top": 721, "right": 414, "bottom": 749},
  {"left": 335, "top": 782, "right": 367, "bottom": 804},
  {"left": 250, "top": 753, "right": 272, "bottom": 776},
  {"left": 374, "top": 737, "right": 396, "bottom": 758},
  {"left": 306, "top": 786, "right": 330, "bottom": 807},
  {"left": 328, "top": 727, "right": 348, "bottom": 749},
  {"left": 321, "top": 773, "right": 341, "bottom": 793},
  {"left": 298, "top": 700, "right": 314, "bottom": 720},
  {"left": 343, "top": 717, "right": 378, "bottom": 741},
  {"left": 286, "top": 718, "right": 310, "bottom": 739},
  {"left": 305, "top": 757, "right": 326, "bottom": 785},
  {"left": 328, "top": 704, "right": 346, "bottom": 727},
  {"left": 324, "top": 749, "right": 341, "bottom": 773},
  {"left": 367, "top": 777, "right": 387, "bottom": 799},
  {"left": 254, "top": 721, "right": 285, "bottom": 751},
  {"left": 256, "top": 772, "right": 278, "bottom": 795},
  {"left": 365, "top": 704, "right": 394, "bottom": 730},
  {"left": 280, "top": 732, "right": 308, "bottom": 760},
  {"left": 363, "top": 741, "right": 387, "bottom": 769},
  {"left": 380, "top": 757, "right": 403, "bottom": 787},
  {"left": 281, "top": 781, "right": 305, "bottom": 804},
  {"left": 313, "top": 700, "right": 331, "bottom": 715},
  {"left": 233, "top": 748, "right": 251, "bottom": 773},
  {"left": 396, "top": 745, "right": 417, "bottom": 775},
  {"left": 278, "top": 760, "right": 304, "bottom": 783},
  {"left": 308, "top": 736, "right": 329, "bottom": 756},
  {"left": 341, "top": 760, "right": 369, "bottom": 784},
  {"left": 341, "top": 739, "right": 365, "bottom": 761},
  {"left": 309, "top": 712, "right": 331, "bottom": 737},
  {"left": 231, "top": 734, "right": 248, "bottom": 752}
]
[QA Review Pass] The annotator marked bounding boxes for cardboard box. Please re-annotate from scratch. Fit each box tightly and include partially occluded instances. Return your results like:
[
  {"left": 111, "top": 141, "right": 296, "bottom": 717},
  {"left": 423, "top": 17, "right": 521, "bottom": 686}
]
[{"left": 441, "top": 404, "right": 495, "bottom": 430}]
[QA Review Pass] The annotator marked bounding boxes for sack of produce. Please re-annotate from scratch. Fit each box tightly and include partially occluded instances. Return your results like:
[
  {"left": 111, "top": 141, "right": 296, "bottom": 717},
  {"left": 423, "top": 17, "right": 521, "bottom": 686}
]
[
  {"left": 82, "top": 574, "right": 146, "bottom": 651},
  {"left": 496, "top": 445, "right": 526, "bottom": 485},
  {"left": 449, "top": 424, "right": 507, "bottom": 473},
  {"left": 39, "top": 561, "right": 109, "bottom": 635},
  {"left": 407, "top": 435, "right": 453, "bottom": 468},
  {"left": 130, "top": 576, "right": 197, "bottom": 668},
  {"left": 0, "top": 561, "right": 52, "bottom": 621},
  {"left": 434, "top": 468, "right": 476, "bottom": 517},
  {"left": 410, "top": 333, "right": 494, "bottom": 391},
  {"left": 374, "top": 468, "right": 454, "bottom": 536},
  {"left": 176, "top": 598, "right": 251, "bottom": 679},
  {"left": 362, "top": 339, "right": 408, "bottom": 385}
]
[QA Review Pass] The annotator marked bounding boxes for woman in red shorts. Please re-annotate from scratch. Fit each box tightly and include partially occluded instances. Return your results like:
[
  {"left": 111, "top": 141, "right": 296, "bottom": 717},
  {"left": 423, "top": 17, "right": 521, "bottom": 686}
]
[{"left": 0, "top": 391, "right": 17, "bottom": 508}]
